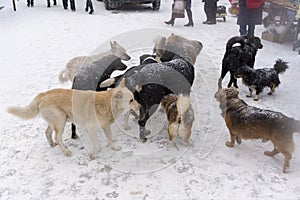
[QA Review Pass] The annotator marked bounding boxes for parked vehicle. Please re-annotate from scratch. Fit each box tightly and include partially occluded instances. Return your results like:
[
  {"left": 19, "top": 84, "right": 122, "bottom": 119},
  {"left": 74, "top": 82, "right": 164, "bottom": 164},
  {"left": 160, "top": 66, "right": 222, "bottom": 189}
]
[{"left": 104, "top": 0, "right": 161, "bottom": 10}]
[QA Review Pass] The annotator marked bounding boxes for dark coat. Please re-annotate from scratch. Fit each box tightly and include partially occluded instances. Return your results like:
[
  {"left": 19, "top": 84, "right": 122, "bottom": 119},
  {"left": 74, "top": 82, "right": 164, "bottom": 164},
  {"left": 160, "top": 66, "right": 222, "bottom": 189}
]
[{"left": 237, "top": 0, "right": 263, "bottom": 25}]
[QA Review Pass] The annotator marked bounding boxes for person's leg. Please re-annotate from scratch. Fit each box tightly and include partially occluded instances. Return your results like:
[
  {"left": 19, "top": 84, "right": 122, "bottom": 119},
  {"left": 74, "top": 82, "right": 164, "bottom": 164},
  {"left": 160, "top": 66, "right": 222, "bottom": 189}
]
[
  {"left": 206, "top": 1, "right": 216, "bottom": 24},
  {"left": 165, "top": 18, "right": 175, "bottom": 26},
  {"left": 248, "top": 25, "right": 255, "bottom": 37},
  {"left": 203, "top": 2, "right": 209, "bottom": 23},
  {"left": 185, "top": 9, "right": 194, "bottom": 26},
  {"left": 239, "top": 25, "right": 247, "bottom": 36}
]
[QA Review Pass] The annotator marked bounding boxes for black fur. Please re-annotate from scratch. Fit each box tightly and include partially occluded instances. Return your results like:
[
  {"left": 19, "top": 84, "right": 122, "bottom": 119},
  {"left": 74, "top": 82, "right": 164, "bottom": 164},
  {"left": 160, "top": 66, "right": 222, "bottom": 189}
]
[
  {"left": 71, "top": 55, "right": 128, "bottom": 139},
  {"left": 105, "top": 42, "right": 195, "bottom": 142},
  {"left": 236, "top": 59, "right": 289, "bottom": 101},
  {"left": 218, "top": 35, "right": 263, "bottom": 89}
]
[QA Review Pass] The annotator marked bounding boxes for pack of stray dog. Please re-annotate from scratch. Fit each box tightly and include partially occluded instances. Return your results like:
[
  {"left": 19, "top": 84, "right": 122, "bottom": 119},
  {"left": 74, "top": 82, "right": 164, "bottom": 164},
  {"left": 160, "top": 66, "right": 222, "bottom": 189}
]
[
  {"left": 7, "top": 33, "right": 299, "bottom": 173},
  {"left": 7, "top": 33, "right": 202, "bottom": 160}
]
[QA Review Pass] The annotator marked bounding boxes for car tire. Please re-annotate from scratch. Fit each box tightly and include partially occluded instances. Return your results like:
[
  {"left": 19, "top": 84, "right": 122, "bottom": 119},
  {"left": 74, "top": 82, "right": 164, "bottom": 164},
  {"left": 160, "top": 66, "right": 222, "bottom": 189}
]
[
  {"left": 152, "top": 0, "right": 160, "bottom": 10},
  {"left": 104, "top": 0, "right": 113, "bottom": 10}
]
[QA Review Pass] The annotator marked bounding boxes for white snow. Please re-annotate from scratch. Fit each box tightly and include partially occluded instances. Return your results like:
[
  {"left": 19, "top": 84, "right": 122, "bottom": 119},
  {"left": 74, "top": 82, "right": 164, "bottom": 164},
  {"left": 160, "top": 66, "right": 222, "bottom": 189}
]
[{"left": 1, "top": 0, "right": 300, "bottom": 199}]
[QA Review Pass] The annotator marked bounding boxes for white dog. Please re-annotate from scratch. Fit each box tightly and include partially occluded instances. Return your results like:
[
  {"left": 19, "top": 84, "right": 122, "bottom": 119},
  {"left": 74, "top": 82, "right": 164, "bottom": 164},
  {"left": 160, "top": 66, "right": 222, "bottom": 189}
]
[
  {"left": 7, "top": 79, "right": 139, "bottom": 159},
  {"left": 58, "top": 41, "right": 131, "bottom": 83}
]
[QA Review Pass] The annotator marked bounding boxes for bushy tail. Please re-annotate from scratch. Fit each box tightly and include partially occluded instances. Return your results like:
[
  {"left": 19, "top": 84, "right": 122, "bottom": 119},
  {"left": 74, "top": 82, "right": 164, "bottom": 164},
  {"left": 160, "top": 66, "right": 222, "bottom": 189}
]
[
  {"left": 273, "top": 59, "right": 289, "bottom": 74},
  {"left": 225, "top": 36, "right": 246, "bottom": 55},
  {"left": 293, "top": 119, "right": 300, "bottom": 133},
  {"left": 7, "top": 96, "right": 41, "bottom": 120},
  {"left": 99, "top": 75, "right": 123, "bottom": 89},
  {"left": 58, "top": 68, "right": 70, "bottom": 83},
  {"left": 176, "top": 94, "right": 191, "bottom": 125}
]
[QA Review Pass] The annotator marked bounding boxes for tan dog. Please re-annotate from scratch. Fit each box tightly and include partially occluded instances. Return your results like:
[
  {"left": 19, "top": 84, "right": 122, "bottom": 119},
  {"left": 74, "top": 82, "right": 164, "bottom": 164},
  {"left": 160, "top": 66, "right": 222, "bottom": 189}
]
[
  {"left": 58, "top": 41, "right": 131, "bottom": 83},
  {"left": 215, "top": 87, "right": 300, "bottom": 173},
  {"left": 161, "top": 94, "right": 194, "bottom": 145},
  {"left": 7, "top": 79, "right": 138, "bottom": 159},
  {"left": 165, "top": 33, "right": 203, "bottom": 65}
]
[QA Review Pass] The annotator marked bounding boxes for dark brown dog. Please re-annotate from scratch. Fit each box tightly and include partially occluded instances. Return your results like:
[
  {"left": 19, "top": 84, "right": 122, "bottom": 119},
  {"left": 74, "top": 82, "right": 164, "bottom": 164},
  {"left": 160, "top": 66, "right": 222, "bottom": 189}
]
[
  {"left": 215, "top": 87, "right": 300, "bottom": 173},
  {"left": 161, "top": 94, "right": 194, "bottom": 145}
]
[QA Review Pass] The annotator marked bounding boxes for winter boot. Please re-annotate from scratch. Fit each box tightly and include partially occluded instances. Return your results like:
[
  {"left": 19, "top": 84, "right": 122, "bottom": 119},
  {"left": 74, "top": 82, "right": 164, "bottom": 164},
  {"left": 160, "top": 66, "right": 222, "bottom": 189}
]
[
  {"left": 70, "top": 0, "right": 76, "bottom": 11},
  {"left": 164, "top": 18, "right": 175, "bottom": 26},
  {"left": 184, "top": 9, "right": 194, "bottom": 27}
]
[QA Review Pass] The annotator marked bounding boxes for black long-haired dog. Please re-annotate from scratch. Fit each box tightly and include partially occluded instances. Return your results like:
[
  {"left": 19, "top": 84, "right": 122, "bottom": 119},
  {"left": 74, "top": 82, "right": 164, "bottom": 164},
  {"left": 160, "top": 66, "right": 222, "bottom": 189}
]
[
  {"left": 71, "top": 55, "right": 128, "bottom": 139},
  {"left": 218, "top": 35, "right": 263, "bottom": 89},
  {"left": 236, "top": 59, "right": 289, "bottom": 101}
]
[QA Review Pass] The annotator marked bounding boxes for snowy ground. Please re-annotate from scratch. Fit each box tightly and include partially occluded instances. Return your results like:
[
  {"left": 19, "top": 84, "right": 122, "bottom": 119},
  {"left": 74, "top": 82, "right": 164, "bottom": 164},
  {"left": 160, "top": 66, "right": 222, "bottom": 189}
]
[{"left": 1, "top": 0, "right": 300, "bottom": 199}]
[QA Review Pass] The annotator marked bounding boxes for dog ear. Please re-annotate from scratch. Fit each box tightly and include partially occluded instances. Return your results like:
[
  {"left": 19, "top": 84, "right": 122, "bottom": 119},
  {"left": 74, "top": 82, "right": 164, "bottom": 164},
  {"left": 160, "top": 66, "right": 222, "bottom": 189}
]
[
  {"left": 113, "top": 90, "right": 123, "bottom": 99},
  {"left": 118, "top": 78, "right": 126, "bottom": 87},
  {"left": 110, "top": 41, "right": 116, "bottom": 52},
  {"left": 135, "top": 84, "right": 142, "bottom": 92},
  {"left": 226, "top": 87, "right": 239, "bottom": 99}
]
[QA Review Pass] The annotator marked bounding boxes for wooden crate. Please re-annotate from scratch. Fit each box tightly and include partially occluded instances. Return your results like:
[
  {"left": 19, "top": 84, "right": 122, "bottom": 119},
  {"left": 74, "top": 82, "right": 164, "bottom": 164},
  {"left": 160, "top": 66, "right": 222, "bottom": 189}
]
[{"left": 262, "top": 30, "right": 279, "bottom": 42}]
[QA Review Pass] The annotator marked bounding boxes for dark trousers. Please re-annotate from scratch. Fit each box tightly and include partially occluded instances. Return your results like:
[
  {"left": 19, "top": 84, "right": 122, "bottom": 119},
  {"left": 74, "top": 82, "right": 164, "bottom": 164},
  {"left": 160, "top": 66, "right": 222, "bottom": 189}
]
[
  {"left": 239, "top": 24, "right": 255, "bottom": 37},
  {"left": 204, "top": 1, "right": 217, "bottom": 23},
  {"left": 63, "top": 0, "right": 76, "bottom": 10}
]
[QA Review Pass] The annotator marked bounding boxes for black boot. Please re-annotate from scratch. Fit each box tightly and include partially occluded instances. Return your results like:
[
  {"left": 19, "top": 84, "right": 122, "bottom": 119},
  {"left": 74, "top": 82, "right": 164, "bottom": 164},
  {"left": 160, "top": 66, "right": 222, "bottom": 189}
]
[
  {"left": 164, "top": 18, "right": 175, "bottom": 26},
  {"left": 47, "top": 0, "right": 50, "bottom": 7},
  {"left": 184, "top": 9, "right": 194, "bottom": 27},
  {"left": 70, "top": 0, "right": 76, "bottom": 11},
  {"left": 62, "top": 0, "right": 68, "bottom": 9},
  {"left": 53, "top": 0, "right": 57, "bottom": 6}
]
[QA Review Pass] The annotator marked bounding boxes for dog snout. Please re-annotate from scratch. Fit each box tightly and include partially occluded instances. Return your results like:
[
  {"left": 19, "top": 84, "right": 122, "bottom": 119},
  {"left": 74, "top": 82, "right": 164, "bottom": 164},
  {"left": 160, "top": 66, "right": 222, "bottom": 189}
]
[{"left": 124, "top": 54, "right": 131, "bottom": 61}]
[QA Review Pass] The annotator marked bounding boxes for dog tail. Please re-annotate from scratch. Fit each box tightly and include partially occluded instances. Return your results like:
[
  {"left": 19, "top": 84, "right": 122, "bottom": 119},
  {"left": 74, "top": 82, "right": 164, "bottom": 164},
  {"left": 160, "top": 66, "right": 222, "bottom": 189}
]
[
  {"left": 225, "top": 36, "right": 246, "bottom": 54},
  {"left": 99, "top": 75, "right": 123, "bottom": 89},
  {"left": 58, "top": 68, "right": 70, "bottom": 83},
  {"left": 176, "top": 94, "right": 191, "bottom": 125},
  {"left": 7, "top": 94, "right": 42, "bottom": 120},
  {"left": 273, "top": 59, "right": 289, "bottom": 74},
  {"left": 293, "top": 119, "right": 300, "bottom": 133}
]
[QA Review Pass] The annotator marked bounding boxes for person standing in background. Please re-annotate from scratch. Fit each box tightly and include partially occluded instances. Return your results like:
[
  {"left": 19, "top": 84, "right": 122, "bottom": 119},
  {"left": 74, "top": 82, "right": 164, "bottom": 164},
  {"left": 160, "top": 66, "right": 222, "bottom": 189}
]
[
  {"left": 202, "top": 0, "right": 217, "bottom": 25},
  {"left": 237, "top": 0, "right": 264, "bottom": 36},
  {"left": 165, "top": 0, "right": 194, "bottom": 27}
]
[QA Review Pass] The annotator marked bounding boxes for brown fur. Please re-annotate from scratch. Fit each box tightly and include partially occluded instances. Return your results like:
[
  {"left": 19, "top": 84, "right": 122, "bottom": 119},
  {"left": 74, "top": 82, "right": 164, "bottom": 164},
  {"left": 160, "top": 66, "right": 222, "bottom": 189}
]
[
  {"left": 7, "top": 79, "right": 139, "bottom": 159},
  {"left": 215, "top": 87, "right": 300, "bottom": 173},
  {"left": 161, "top": 94, "right": 194, "bottom": 145}
]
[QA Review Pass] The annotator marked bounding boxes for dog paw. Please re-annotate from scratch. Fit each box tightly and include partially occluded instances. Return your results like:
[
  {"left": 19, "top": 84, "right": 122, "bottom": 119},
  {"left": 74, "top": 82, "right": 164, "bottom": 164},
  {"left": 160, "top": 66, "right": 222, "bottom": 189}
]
[
  {"left": 226, "top": 141, "right": 234, "bottom": 147},
  {"left": 140, "top": 137, "right": 147, "bottom": 143},
  {"left": 236, "top": 137, "right": 242, "bottom": 145},
  {"left": 112, "top": 145, "right": 121, "bottom": 151},
  {"left": 264, "top": 151, "right": 275, "bottom": 157},
  {"left": 49, "top": 142, "right": 57, "bottom": 147},
  {"left": 254, "top": 98, "right": 259, "bottom": 101},
  {"left": 89, "top": 154, "right": 95, "bottom": 160},
  {"left": 145, "top": 129, "right": 151, "bottom": 136},
  {"left": 64, "top": 150, "right": 72, "bottom": 157},
  {"left": 267, "top": 92, "right": 273, "bottom": 95},
  {"left": 246, "top": 94, "right": 252, "bottom": 98}
]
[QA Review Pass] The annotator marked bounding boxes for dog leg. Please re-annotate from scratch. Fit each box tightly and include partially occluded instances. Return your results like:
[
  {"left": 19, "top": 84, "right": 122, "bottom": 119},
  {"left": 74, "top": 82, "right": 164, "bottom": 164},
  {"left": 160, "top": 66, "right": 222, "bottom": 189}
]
[
  {"left": 54, "top": 125, "right": 72, "bottom": 156},
  {"left": 102, "top": 126, "right": 121, "bottom": 151},
  {"left": 45, "top": 125, "right": 56, "bottom": 147},
  {"left": 282, "top": 152, "right": 292, "bottom": 173},
  {"left": 268, "top": 83, "right": 276, "bottom": 95},
  {"left": 88, "top": 130, "right": 99, "bottom": 160},
  {"left": 138, "top": 105, "right": 150, "bottom": 143},
  {"left": 246, "top": 88, "right": 253, "bottom": 97},
  {"left": 254, "top": 93, "right": 260, "bottom": 101},
  {"left": 226, "top": 132, "right": 236, "bottom": 147},
  {"left": 264, "top": 147, "right": 279, "bottom": 157}
]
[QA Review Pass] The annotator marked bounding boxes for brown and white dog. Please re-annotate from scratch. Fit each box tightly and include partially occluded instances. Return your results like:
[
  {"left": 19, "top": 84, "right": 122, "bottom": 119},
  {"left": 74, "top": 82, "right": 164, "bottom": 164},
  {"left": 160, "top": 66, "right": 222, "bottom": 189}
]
[
  {"left": 161, "top": 94, "right": 194, "bottom": 145},
  {"left": 58, "top": 41, "right": 131, "bottom": 83},
  {"left": 7, "top": 79, "right": 139, "bottom": 160},
  {"left": 215, "top": 87, "right": 300, "bottom": 173}
]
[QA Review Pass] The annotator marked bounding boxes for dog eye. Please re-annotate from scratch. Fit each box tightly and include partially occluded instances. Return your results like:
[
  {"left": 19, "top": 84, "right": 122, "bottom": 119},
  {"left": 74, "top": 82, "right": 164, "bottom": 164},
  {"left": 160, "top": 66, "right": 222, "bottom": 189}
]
[{"left": 129, "top": 99, "right": 133, "bottom": 102}]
